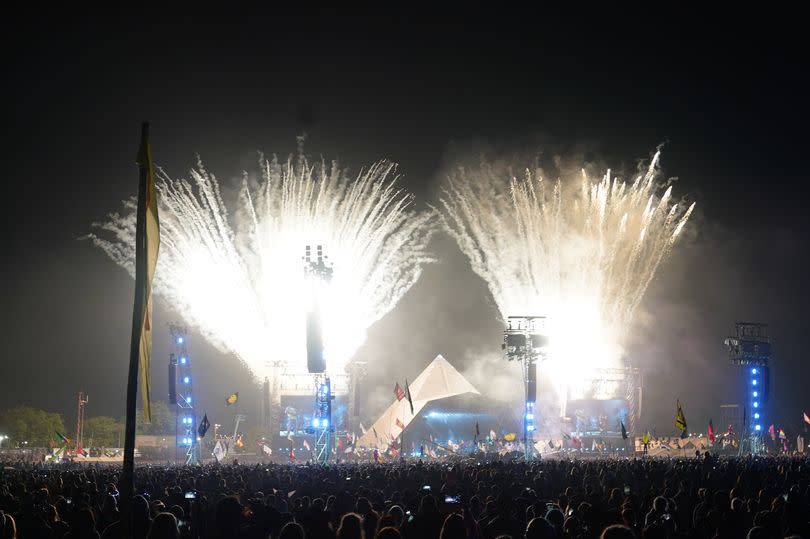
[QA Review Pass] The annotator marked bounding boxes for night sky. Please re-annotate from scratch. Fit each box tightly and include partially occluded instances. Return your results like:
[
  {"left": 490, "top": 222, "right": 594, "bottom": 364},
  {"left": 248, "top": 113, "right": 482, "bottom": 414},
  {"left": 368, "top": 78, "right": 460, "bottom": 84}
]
[{"left": 2, "top": 12, "right": 808, "bottom": 435}]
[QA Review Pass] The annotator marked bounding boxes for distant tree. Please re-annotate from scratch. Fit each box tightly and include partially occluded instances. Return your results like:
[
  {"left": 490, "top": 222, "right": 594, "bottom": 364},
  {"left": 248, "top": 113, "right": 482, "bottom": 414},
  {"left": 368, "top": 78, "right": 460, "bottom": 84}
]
[
  {"left": 0, "top": 406, "right": 66, "bottom": 447},
  {"left": 134, "top": 401, "right": 175, "bottom": 435},
  {"left": 83, "top": 416, "right": 123, "bottom": 447}
]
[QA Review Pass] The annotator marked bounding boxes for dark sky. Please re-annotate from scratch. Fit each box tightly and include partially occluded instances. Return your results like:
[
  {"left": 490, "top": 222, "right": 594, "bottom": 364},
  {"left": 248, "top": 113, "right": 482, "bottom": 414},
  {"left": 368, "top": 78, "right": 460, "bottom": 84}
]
[{"left": 2, "top": 11, "right": 808, "bottom": 435}]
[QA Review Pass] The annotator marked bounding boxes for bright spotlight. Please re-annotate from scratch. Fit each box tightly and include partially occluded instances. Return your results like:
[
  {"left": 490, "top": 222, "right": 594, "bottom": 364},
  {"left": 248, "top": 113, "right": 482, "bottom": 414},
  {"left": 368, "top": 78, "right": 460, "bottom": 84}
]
[
  {"left": 753, "top": 391, "right": 758, "bottom": 397},
  {"left": 184, "top": 376, "right": 190, "bottom": 384},
  {"left": 751, "top": 368, "right": 757, "bottom": 374},
  {"left": 754, "top": 413, "right": 760, "bottom": 419},
  {"left": 177, "top": 337, "right": 184, "bottom": 344},
  {"left": 312, "top": 418, "right": 319, "bottom": 428},
  {"left": 753, "top": 402, "right": 758, "bottom": 408},
  {"left": 752, "top": 379, "right": 757, "bottom": 386},
  {"left": 526, "top": 413, "right": 534, "bottom": 420},
  {"left": 755, "top": 425, "right": 762, "bottom": 431},
  {"left": 180, "top": 357, "right": 187, "bottom": 364}
]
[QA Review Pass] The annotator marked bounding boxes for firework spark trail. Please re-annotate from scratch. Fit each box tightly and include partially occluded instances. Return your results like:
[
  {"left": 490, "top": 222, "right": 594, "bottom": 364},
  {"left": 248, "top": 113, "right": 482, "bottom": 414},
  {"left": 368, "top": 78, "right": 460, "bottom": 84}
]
[
  {"left": 89, "top": 153, "right": 435, "bottom": 378},
  {"left": 438, "top": 151, "right": 694, "bottom": 405}
]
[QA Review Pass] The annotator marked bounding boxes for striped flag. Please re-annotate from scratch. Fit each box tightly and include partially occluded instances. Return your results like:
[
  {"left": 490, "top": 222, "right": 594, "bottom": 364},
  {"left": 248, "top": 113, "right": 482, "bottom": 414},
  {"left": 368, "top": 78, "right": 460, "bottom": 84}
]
[{"left": 394, "top": 383, "right": 405, "bottom": 401}]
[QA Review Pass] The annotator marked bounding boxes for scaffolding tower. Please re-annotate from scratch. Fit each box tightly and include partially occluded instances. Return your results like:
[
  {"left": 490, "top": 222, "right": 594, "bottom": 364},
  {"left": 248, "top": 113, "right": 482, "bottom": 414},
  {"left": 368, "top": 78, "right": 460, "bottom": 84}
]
[{"left": 170, "top": 324, "right": 199, "bottom": 464}]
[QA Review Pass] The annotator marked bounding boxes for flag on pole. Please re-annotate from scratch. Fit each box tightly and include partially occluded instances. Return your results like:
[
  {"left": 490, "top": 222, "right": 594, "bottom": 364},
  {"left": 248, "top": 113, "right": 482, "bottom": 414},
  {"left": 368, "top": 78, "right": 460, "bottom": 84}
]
[
  {"left": 642, "top": 431, "right": 650, "bottom": 445},
  {"left": 132, "top": 124, "right": 160, "bottom": 422},
  {"left": 621, "top": 421, "right": 628, "bottom": 440},
  {"left": 394, "top": 383, "right": 405, "bottom": 401},
  {"left": 373, "top": 448, "right": 380, "bottom": 463},
  {"left": 198, "top": 414, "right": 210, "bottom": 438},
  {"left": 778, "top": 428, "right": 786, "bottom": 441},
  {"left": 303, "top": 439, "right": 311, "bottom": 451},
  {"left": 213, "top": 441, "right": 225, "bottom": 462},
  {"left": 404, "top": 379, "right": 414, "bottom": 415},
  {"left": 226, "top": 393, "right": 239, "bottom": 406},
  {"left": 55, "top": 431, "right": 71, "bottom": 445},
  {"left": 396, "top": 418, "right": 405, "bottom": 430},
  {"left": 562, "top": 431, "right": 571, "bottom": 440},
  {"left": 490, "top": 429, "right": 497, "bottom": 441},
  {"left": 548, "top": 439, "right": 555, "bottom": 449},
  {"left": 675, "top": 400, "right": 688, "bottom": 437},
  {"left": 262, "top": 444, "right": 272, "bottom": 456},
  {"left": 475, "top": 421, "right": 480, "bottom": 437},
  {"left": 708, "top": 419, "right": 715, "bottom": 444},
  {"left": 803, "top": 412, "right": 810, "bottom": 425},
  {"left": 359, "top": 422, "right": 367, "bottom": 435},
  {"left": 769, "top": 424, "right": 776, "bottom": 441}
]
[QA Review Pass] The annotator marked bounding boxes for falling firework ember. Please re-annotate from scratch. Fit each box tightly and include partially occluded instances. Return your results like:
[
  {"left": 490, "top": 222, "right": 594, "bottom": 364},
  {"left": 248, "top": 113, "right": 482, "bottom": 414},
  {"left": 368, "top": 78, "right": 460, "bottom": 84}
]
[
  {"left": 438, "top": 151, "right": 694, "bottom": 406},
  {"left": 89, "top": 148, "right": 434, "bottom": 378}
]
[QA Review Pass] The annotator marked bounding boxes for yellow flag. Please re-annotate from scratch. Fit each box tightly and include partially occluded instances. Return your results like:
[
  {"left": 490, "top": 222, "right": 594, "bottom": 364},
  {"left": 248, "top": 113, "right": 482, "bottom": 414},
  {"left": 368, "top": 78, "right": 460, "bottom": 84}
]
[
  {"left": 136, "top": 126, "right": 160, "bottom": 422},
  {"left": 226, "top": 393, "right": 239, "bottom": 406},
  {"left": 675, "top": 399, "right": 687, "bottom": 433}
]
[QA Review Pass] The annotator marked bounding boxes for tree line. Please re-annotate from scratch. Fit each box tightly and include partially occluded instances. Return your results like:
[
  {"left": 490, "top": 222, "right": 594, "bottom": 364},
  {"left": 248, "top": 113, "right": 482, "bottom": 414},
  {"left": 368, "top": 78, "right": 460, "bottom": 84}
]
[{"left": 0, "top": 401, "right": 176, "bottom": 448}]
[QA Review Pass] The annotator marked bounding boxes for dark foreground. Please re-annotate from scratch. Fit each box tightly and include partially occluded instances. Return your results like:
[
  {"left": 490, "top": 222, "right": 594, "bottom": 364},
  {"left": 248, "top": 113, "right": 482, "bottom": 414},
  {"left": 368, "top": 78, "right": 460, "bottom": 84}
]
[{"left": 0, "top": 455, "right": 808, "bottom": 539}]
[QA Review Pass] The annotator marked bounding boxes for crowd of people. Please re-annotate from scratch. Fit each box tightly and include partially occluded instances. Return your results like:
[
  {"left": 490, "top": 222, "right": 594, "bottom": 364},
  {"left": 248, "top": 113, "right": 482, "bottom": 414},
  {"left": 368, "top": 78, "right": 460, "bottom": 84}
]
[{"left": 0, "top": 454, "right": 808, "bottom": 538}]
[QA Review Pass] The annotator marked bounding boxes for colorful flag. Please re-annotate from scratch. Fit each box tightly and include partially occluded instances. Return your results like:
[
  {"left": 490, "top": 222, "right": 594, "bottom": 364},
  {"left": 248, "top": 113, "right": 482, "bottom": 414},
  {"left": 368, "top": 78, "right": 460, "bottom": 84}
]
[
  {"left": 226, "top": 393, "right": 238, "bottom": 406},
  {"left": 726, "top": 424, "right": 734, "bottom": 437},
  {"left": 769, "top": 424, "right": 776, "bottom": 441},
  {"left": 131, "top": 124, "right": 161, "bottom": 422},
  {"left": 404, "top": 379, "right": 414, "bottom": 415},
  {"left": 504, "top": 433, "right": 516, "bottom": 442},
  {"left": 394, "top": 382, "right": 405, "bottom": 401},
  {"left": 262, "top": 444, "right": 272, "bottom": 456},
  {"left": 778, "top": 428, "right": 786, "bottom": 440},
  {"left": 198, "top": 414, "right": 210, "bottom": 438},
  {"left": 289, "top": 448, "right": 296, "bottom": 461},
  {"left": 675, "top": 400, "right": 688, "bottom": 437},
  {"left": 55, "top": 431, "right": 71, "bottom": 445},
  {"left": 303, "top": 439, "right": 311, "bottom": 451},
  {"left": 642, "top": 431, "right": 650, "bottom": 445},
  {"left": 621, "top": 421, "right": 628, "bottom": 440},
  {"left": 235, "top": 434, "right": 244, "bottom": 448},
  {"left": 396, "top": 418, "right": 405, "bottom": 430},
  {"left": 708, "top": 419, "right": 715, "bottom": 444},
  {"left": 803, "top": 412, "right": 810, "bottom": 425}
]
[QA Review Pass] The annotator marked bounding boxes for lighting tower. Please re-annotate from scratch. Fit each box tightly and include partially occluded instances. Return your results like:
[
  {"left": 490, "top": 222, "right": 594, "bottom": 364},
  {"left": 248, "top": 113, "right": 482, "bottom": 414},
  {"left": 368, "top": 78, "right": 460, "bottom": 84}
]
[
  {"left": 170, "top": 324, "right": 199, "bottom": 464},
  {"left": 724, "top": 322, "right": 770, "bottom": 455},
  {"left": 304, "top": 244, "right": 334, "bottom": 464},
  {"left": 502, "top": 316, "right": 548, "bottom": 460},
  {"left": 75, "top": 391, "right": 88, "bottom": 454}
]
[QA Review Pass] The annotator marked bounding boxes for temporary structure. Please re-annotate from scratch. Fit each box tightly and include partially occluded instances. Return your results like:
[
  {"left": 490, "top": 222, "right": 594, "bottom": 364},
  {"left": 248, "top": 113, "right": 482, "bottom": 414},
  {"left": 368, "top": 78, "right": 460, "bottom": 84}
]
[{"left": 357, "top": 355, "right": 479, "bottom": 449}]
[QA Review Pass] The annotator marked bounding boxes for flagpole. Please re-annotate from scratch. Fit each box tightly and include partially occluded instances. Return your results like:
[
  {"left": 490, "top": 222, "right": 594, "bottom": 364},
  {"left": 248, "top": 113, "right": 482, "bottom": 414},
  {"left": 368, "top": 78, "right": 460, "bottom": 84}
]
[{"left": 120, "top": 122, "right": 150, "bottom": 536}]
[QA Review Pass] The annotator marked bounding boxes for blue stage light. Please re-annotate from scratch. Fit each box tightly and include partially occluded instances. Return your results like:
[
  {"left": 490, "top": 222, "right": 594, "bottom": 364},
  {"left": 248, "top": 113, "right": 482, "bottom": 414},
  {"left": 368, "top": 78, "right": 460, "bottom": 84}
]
[
  {"left": 527, "top": 425, "right": 535, "bottom": 431},
  {"left": 755, "top": 425, "right": 761, "bottom": 431},
  {"left": 751, "top": 368, "right": 757, "bottom": 374},
  {"left": 752, "top": 379, "right": 757, "bottom": 386},
  {"left": 321, "top": 418, "right": 329, "bottom": 428},
  {"left": 312, "top": 418, "right": 319, "bottom": 428},
  {"left": 184, "top": 376, "right": 190, "bottom": 384},
  {"left": 526, "top": 413, "right": 534, "bottom": 420},
  {"left": 753, "top": 391, "right": 758, "bottom": 397},
  {"left": 754, "top": 413, "right": 760, "bottom": 419},
  {"left": 186, "top": 396, "right": 192, "bottom": 403},
  {"left": 753, "top": 402, "right": 758, "bottom": 408},
  {"left": 177, "top": 337, "right": 184, "bottom": 344},
  {"left": 180, "top": 357, "right": 187, "bottom": 364}
]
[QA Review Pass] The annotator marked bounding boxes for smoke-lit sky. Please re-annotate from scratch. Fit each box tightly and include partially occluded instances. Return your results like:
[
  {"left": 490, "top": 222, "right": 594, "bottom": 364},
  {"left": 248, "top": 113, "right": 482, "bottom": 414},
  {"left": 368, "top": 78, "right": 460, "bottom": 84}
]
[{"left": 2, "top": 12, "right": 808, "bottom": 435}]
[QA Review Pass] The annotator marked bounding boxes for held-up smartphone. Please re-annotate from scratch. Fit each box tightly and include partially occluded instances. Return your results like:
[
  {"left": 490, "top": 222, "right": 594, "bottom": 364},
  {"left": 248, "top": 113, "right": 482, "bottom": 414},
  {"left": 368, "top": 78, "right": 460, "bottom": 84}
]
[
  {"left": 422, "top": 485, "right": 431, "bottom": 491},
  {"left": 624, "top": 485, "right": 631, "bottom": 495},
  {"left": 445, "top": 495, "right": 460, "bottom": 504},
  {"left": 184, "top": 491, "right": 196, "bottom": 499}
]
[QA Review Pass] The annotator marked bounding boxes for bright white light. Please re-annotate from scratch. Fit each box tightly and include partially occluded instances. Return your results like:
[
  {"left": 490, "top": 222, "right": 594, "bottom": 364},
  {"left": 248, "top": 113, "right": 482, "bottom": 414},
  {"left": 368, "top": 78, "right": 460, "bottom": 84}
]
[
  {"left": 177, "top": 337, "right": 184, "bottom": 344},
  {"left": 184, "top": 376, "right": 190, "bottom": 384},
  {"left": 180, "top": 357, "right": 187, "bottom": 364},
  {"left": 755, "top": 425, "right": 761, "bottom": 431},
  {"left": 91, "top": 154, "right": 434, "bottom": 378},
  {"left": 752, "top": 379, "right": 757, "bottom": 386},
  {"left": 754, "top": 413, "right": 760, "bottom": 419},
  {"left": 751, "top": 368, "right": 757, "bottom": 374},
  {"left": 439, "top": 151, "right": 694, "bottom": 409},
  {"left": 753, "top": 391, "right": 758, "bottom": 397},
  {"left": 753, "top": 402, "right": 758, "bottom": 408}
]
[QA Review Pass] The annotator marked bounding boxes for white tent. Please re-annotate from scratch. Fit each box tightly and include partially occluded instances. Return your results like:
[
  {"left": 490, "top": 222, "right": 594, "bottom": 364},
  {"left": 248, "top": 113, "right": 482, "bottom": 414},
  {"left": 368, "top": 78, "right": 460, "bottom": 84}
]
[{"left": 357, "top": 355, "right": 480, "bottom": 449}]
